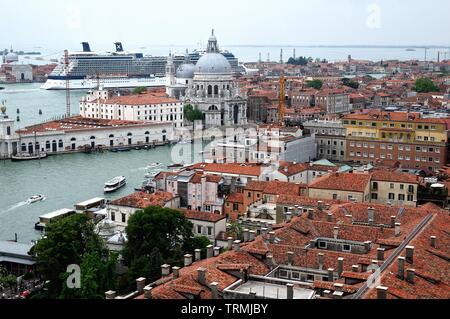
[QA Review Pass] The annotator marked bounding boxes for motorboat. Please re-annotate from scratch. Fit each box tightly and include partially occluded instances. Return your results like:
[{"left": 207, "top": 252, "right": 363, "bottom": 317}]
[
  {"left": 11, "top": 152, "right": 47, "bottom": 162},
  {"left": 104, "top": 176, "right": 127, "bottom": 193},
  {"left": 27, "top": 195, "right": 46, "bottom": 204},
  {"left": 110, "top": 147, "right": 131, "bottom": 153}
]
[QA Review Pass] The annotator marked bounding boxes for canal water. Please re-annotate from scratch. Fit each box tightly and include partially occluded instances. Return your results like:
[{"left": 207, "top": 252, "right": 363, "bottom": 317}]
[{"left": 0, "top": 83, "right": 206, "bottom": 243}]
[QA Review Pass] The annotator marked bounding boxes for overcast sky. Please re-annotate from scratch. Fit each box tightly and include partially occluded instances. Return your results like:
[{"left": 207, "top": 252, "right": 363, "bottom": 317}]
[{"left": 1, "top": 0, "right": 449, "bottom": 51}]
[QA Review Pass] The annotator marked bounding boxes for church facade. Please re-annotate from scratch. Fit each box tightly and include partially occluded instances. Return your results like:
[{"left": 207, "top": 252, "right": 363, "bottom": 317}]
[{"left": 166, "top": 31, "right": 247, "bottom": 129}]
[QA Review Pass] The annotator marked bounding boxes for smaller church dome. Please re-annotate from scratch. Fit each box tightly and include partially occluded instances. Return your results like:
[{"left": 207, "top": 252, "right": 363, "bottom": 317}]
[
  {"left": 5, "top": 51, "right": 18, "bottom": 63},
  {"left": 176, "top": 63, "right": 195, "bottom": 79}
]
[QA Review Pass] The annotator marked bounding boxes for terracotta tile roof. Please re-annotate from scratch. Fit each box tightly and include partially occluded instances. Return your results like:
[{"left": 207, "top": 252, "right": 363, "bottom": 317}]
[
  {"left": 371, "top": 170, "right": 419, "bottom": 184},
  {"left": 181, "top": 210, "right": 226, "bottom": 223},
  {"left": 98, "top": 92, "right": 181, "bottom": 106},
  {"left": 245, "top": 180, "right": 303, "bottom": 196},
  {"left": 226, "top": 192, "right": 244, "bottom": 203},
  {"left": 278, "top": 162, "right": 308, "bottom": 176},
  {"left": 109, "top": 191, "right": 175, "bottom": 209},
  {"left": 308, "top": 172, "right": 371, "bottom": 193},
  {"left": 190, "top": 163, "right": 262, "bottom": 177}
]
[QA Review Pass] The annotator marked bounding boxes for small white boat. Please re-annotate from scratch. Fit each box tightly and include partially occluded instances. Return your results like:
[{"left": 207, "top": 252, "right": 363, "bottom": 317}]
[
  {"left": 104, "top": 176, "right": 127, "bottom": 193},
  {"left": 147, "top": 162, "right": 163, "bottom": 169},
  {"left": 27, "top": 195, "right": 46, "bottom": 204}
]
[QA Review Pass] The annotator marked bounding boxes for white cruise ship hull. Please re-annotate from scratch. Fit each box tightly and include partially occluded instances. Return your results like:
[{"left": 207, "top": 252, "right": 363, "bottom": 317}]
[{"left": 41, "top": 76, "right": 168, "bottom": 90}]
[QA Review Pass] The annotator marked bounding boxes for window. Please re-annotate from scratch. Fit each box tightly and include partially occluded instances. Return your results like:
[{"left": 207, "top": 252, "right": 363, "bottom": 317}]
[
  {"left": 292, "top": 272, "right": 300, "bottom": 280},
  {"left": 371, "top": 193, "right": 378, "bottom": 200},
  {"left": 389, "top": 193, "right": 395, "bottom": 200},
  {"left": 208, "top": 227, "right": 213, "bottom": 236},
  {"left": 121, "top": 213, "right": 126, "bottom": 223},
  {"left": 197, "top": 226, "right": 202, "bottom": 234},
  {"left": 390, "top": 183, "right": 395, "bottom": 189},
  {"left": 398, "top": 194, "right": 405, "bottom": 201},
  {"left": 318, "top": 241, "right": 327, "bottom": 249},
  {"left": 111, "top": 211, "right": 115, "bottom": 221},
  {"left": 233, "top": 203, "right": 239, "bottom": 211},
  {"left": 6, "top": 126, "right": 11, "bottom": 135},
  {"left": 333, "top": 194, "right": 338, "bottom": 200},
  {"left": 307, "top": 274, "right": 314, "bottom": 282},
  {"left": 343, "top": 244, "right": 351, "bottom": 252},
  {"left": 279, "top": 270, "right": 288, "bottom": 278},
  {"left": 247, "top": 192, "right": 252, "bottom": 198},
  {"left": 408, "top": 185, "right": 414, "bottom": 193},
  {"left": 407, "top": 195, "right": 414, "bottom": 201}
]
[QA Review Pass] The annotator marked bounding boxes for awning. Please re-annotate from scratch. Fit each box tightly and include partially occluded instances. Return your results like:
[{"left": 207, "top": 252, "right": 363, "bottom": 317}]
[{"left": 0, "top": 256, "right": 36, "bottom": 265}]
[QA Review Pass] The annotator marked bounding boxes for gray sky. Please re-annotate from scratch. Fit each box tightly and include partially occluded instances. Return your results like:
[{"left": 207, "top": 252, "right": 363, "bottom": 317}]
[{"left": 1, "top": 0, "right": 449, "bottom": 51}]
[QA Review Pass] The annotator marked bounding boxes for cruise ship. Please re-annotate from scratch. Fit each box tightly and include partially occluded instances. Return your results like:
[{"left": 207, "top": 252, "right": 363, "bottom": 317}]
[
  {"left": 41, "top": 42, "right": 169, "bottom": 90},
  {"left": 41, "top": 42, "right": 241, "bottom": 90}
]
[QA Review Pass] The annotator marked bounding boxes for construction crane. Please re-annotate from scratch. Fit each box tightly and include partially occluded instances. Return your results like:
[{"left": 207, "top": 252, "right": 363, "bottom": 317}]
[
  {"left": 278, "top": 72, "right": 286, "bottom": 126},
  {"left": 64, "top": 50, "right": 71, "bottom": 117}
]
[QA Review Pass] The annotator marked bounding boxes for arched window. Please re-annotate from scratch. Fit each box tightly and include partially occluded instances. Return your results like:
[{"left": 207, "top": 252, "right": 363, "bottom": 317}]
[
  {"left": 162, "top": 130, "right": 167, "bottom": 134},
  {"left": 71, "top": 137, "right": 76, "bottom": 142},
  {"left": 208, "top": 85, "right": 212, "bottom": 96},
  {"left": 90, "top": 136, "right": 96, "bottom": 140},
  {"left": 208, "top": 105, "right": 218, "bottom": 111},
  {"left": 21, "top": 143, "right": 27, "bottom": 152},
  {"left": 127, "top": 133, "right": 133, "bottom": 137},
  {"left": 145, "top": 131, "right": 150, "bottom": 135},
  {"left": 214, "top": 85, "right": 219, "bottom": 95},
  {"left": 58, "top": 140, "right": 63, "bottom": 148},
  {"left": 45, "top": 141, "right": 51, "bottom": 149},
  {"left": 109, "top": 134, "right": 114, "bottom": 138}
]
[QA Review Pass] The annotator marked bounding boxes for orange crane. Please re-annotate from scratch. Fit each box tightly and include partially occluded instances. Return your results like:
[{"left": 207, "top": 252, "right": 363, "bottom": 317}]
[
  {"left": 64, "top": 50, "right": 71, "bottom": 117},
  {"left": 278, "top": 72, "right": 286, "bottom": 126}
]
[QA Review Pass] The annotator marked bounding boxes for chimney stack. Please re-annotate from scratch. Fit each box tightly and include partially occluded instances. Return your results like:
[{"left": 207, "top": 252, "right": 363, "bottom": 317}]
[
  {"left": 227, "top": 237, "right": 233, "bottom": 250},
  {"left": 327, "top": 213, "right": 333, "bottom": 222},
  {"left": 286, "top": 283, "right": 294, "bottom": 299},
  {"left": 207, "top": 245, "right": 214, "bottom": 259},
  {"left": 105, "top": 290, "right": 117, "bottom": 299},
  {"left": 337, "top": 258, "right": 344, "bottom": 278},
  {"left": 328, "top": 268, "right": 335, "bottom": 282},
  {"left": 233, "top": 240, "right": 241, "bottom": 251},
  {"left": 172, "top": 266, "right": 180, "bottom": 279},
  {"left": 243, "top": 229, "right": 250, "bottom": 242},
  {"left": 364, "top": 241, "right": 371, "bottom": 252},
  {"left": 377, "top": 248, "right": 385, "bottom": 261},
  {"left": 269, "top": 231, "right": 275, "bottom": 243},
  {"left": 184, "top": 254, "right": 193, "bottom": 267},
  {"left": 197, "top": 267, "right": 207, "bottom": 285},
  {"left": 195, "top": 249, "right": 202, "bottom": 261},
  {"left": 161, "top": 264, "right": 171, "bottom": 277},
  {"left": 390, "top": 216, "right": 396, "bottom": 228},
  {"left": 405, "top": 246, "right": 414, "bottom": 264},
  {"left": 371, "top": 260, "right": 379, "bottom": 272},
  {"left": 333, "top": 227, "right": 339, "bottom": 239},
  {"left": 249, "top": 230, "right": 256, "bottom": 241},
  {"left": 210, "top": 282, "right": 219, "bottom": 299},
  {"left": 287, "top": 251, "right": 294, "bottom": 266},
  {"left": 397, "top": 257, "right": 405, "bottom": 280},
  {"left": 266, "top": 253, "right": 275, "bottom": 269},
  {"left": 214, "top": 247, "right": 221, "bottom": 257},
  {"left": 430, "top": 236, "right": 437, "bottom": 248},
  {"left": 376, "top": 286, "right": 388, "bottom": 299},
  {"left": 285, "top": 212, "right": 292, "bottom": 223},
  {"left": 136, "top": 277, "right": 146, "bottom": 294},
  {"left": 144, "top": 286, "right": 153, "bottom": 299},
  {"left": 318, "top": 253, "right": 324, "bottom": 270},
  {"left": 368, "top": 207, "right": 375, "bottom": 224},
  {"left": 406, "top": 269, "right": 415, "bottom": 284},
  {"left": 307, "top": 209, "right": 314, "bottom": 220},
  {"left": 395, "top": 223, "right": 401, "bottom": 237},
  {"left": 352, "top": 265, "right": 359, "bottom": 273},
  {"left": 261, "top": 228, "right": 268, "bottom": 238}
]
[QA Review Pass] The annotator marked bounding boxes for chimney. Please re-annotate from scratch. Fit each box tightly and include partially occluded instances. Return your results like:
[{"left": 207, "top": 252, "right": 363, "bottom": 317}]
[
  {"left": 214, "top": 247, "right": 221, "bottom": 257},
  {"left": 136, "top": 277, "right": 146, "bottom": 294},
  {"left": 390, "top": 216, "right": 396, "bottom": 228},
  {"left": 207, "top": 245, "right": 214, "bottom": 259},
  {"left": 286, "top": 283, "right": 294, "bottom": 299},
  {"left": 333, "top": 227, "right": 339, "bottom": 239},
  {"left": 328, "top": 268, "right": 335, "bottom": 282},
  {"left": 269, "top": 231, "right": 275, "bottom": 243},
  {"left": 430, "top": 236, "right": 437, "bottom": 248},
  {"left": 307, "top": 209, "right": 314, "bottom": 220},
  {"left": 318, "top": 253, "right": 324, "bottom": 270},
  {"left": 397, "top": 257, "right": 405, "bottom": 280},
  {"left": 395, "top": 223, "right": 401, "bottom": 237},
  {"left": 371, "top": 260, "right": 379, "bottom": 272},
  {"left": 327, "top": 213, "right": 333, "bottom": 222},
  {"left": 161, "top": 264, "right": 171, "bottom": 277},
  {"left": 261, "top": 228, "right": 268, "bottom": 238},
  {"left": 143, "top": 286, "right": 153, "bottom": 299},
  {"left": 376, "top": 286, "right": 388, "bottom": 299},
  {"left": 105, "top": 290, "right": 117, "bottom": 299},
  {"left": 337, "top": 258, "right": 344, "bottom": 278},
  {"left": 233, "top": 240, "right": 241, "bottom": 251},
  {"left": 210, "top": 282, "right": 219, "bottom": 299},
  {"left": 405, "top": 246, "right": 414, "bottom": 264},
  {"left": 172, "top": 266, "right": 180, "bottom": 279},
  {"left": 266, "top": 253, "right": 275, "bottom": 268},
  {"left": 285, "top": 212, "right": 292, "bottom": 223},
  {"left": 310, "top": 239, "right": 316, "bottom": 248},
  {"left": 364, "top": 241, "right": 371, "bottom": 252},
  {"left": 249, "top": 230, "right": 256, "bottom": 241},
  {"left": 377, "top": 248, "right": 385, "bottom": 261},
  {"left": 287, "top": 251, "right": 294, "bottom": 266},
  {"left": 197, "top": 267, "right": 207, "bottom": 285},
  {"left": 368, "top": 207, "right": 375, "bottom": 224},
  {"left": 227, "top": 237, "right": 233, "bottom": 250},
  {"left": 352, "top": 265, "right": 359, "bottom": 273},
  {"left": 195, "top": 249, "right": 202, "bottom": 261},
  {"left": 184, "top": 254, "right": 193, "bottom": 267},
  {"left": 406, "top": 269, "right": 415, "bottom": 284},
  {"left": 243, "top": 229, "right": 250, "bottom": 242}
]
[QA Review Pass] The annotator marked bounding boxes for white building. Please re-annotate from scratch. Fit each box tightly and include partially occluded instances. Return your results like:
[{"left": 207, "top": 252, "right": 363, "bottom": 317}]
[
  {"left": 0, "top": 108, "right": 174, "bottom": 159},
  {"left": 79, "top": 89, "right": 184, "bottom": 129}
]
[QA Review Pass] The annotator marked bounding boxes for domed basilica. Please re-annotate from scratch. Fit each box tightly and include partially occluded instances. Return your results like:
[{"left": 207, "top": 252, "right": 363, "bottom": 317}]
[{"left": 166, "top": 30, "right": 247, "bottom": 128}]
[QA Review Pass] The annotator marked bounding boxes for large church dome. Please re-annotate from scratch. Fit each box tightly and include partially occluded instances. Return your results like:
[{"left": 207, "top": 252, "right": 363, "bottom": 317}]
[
  {"left": 177, "top": 63, "right": 195, "bottom": 78},
  {"left": 195, "top": 53, "right": 231, "bottom": 74}
]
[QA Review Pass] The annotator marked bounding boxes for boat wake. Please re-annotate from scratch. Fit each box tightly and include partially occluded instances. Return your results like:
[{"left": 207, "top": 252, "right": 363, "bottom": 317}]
[{"left": 5, "top": 201, "right": 28, "bottom": 212}]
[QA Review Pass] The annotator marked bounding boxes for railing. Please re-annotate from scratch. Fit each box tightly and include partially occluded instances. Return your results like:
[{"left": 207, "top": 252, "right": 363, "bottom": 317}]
[{"left": 351, "top": 213, "right": 433, "bottom": 299}]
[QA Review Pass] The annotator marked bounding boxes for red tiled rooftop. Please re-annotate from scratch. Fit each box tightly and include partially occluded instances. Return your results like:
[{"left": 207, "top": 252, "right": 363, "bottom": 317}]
[
  {"left": 110, "top": 191, "right": 175, "bottom": 209},
  {"left": 309, "top": 172, "right": 371, "bottom": 193}
]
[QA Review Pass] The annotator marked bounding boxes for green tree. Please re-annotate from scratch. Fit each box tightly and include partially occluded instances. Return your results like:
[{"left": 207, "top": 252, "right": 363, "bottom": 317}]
[
  {"left": 30, "top": 214, "right": 117, "bottom": 299},
  {"left": 184, "top": 104, "right": 203, "bottom": 122},
  {"left": 306, "top": 79, "right": 323, "bottom": 90},
  {"left": 414, "top": 78, "right": 439, "bottom": 93},
  {"left": 185, "top": 236, "right": 212, "bottom": 260},
  {"left": 342, "top": 78, "right": 359, "bottom": 89},
  {"left": 132, "top": 86, "right": 147, "bottom": 95},
  {"left": 287, "top": 56, "right": 310, "bottom": 66},
  {"left": 227, "top": 221, "right": 243, "bottom": 241},
  {"left": 122, "top": 206, "right": 195, "bottom": 278}
]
